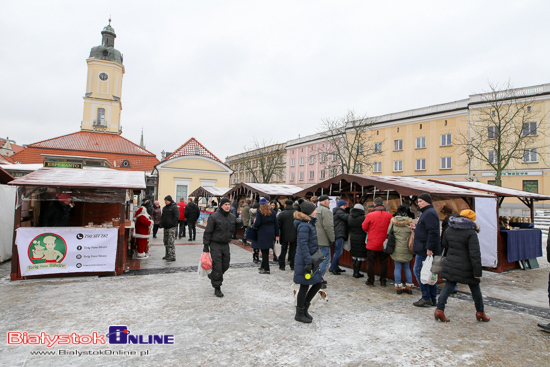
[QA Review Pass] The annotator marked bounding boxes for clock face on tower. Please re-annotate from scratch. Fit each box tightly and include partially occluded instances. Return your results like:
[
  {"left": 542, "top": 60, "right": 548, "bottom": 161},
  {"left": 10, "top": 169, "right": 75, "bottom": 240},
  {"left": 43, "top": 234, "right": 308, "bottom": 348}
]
[{"left": 99, "top": 73, "right": 108, "bottom": 81}]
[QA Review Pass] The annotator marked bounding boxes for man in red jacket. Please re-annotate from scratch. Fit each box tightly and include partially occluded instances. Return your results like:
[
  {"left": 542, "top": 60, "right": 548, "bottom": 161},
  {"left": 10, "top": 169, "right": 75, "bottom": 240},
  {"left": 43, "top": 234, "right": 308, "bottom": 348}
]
[
  {"left": 177, "top": 197, "right": 187, "bottom": 239},
  {"left": 362, "top": 197, "right": 393, "bottom": 287}
]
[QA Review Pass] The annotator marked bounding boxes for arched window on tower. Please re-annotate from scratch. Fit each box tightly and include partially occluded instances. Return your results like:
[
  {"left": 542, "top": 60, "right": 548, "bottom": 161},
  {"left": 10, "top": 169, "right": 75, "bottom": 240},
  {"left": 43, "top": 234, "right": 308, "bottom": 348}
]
[{"left": 96, "top": 108, "right": 105, "bottom": 126}]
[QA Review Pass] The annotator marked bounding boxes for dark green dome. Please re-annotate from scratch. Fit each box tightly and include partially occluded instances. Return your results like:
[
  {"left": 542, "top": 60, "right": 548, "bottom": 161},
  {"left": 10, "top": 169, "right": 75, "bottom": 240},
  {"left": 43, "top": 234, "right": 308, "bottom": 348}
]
[{"left": 89, "top": 19, "right": 123, "bottom": 65}]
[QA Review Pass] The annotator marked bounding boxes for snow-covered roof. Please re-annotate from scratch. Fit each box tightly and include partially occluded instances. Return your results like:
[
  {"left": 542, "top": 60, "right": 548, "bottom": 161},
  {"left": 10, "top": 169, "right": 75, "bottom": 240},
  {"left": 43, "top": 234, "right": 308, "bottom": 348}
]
[
  {"left": 9, "top": 167, "right": 146, "bottom": 190},
  {"left": 189, "top": 186, "right": 231, "bottom": 198},
  {"left": 226, "top": 182, "right": 304, "bottom": 197},
  {"left": 430, "top": 180, "right": 550, "bottom": 200}
]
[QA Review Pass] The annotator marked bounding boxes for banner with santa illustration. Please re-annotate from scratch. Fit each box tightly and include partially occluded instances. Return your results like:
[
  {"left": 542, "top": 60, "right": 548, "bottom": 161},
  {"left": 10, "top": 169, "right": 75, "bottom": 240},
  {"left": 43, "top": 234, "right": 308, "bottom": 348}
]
[{"left": 16, "top": 227, "right": 118, "bottom": 276}]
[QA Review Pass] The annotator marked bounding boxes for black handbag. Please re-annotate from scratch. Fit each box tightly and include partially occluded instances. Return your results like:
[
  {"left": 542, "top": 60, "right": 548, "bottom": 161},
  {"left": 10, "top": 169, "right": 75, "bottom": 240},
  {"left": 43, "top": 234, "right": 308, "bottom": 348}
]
[
  {"left": 311, "top": 248, "right": 325, "bottom": 269},
  {"left": 431, "top": 248, "right": 447, "bottom": 274},
  {"left": 382, "top": 224, "right": 396, "bottom": 254}
]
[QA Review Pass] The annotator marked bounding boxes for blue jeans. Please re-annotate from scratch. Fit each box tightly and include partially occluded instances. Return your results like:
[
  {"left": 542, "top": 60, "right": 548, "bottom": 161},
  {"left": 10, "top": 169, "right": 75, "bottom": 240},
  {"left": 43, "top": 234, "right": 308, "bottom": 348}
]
[
  {"left": 437, "top": 280, "right": 484, "bottom": 312},
  {"left": 330, "top": 238, "right": 344, "bottom": 271},
  {"left": 394, "top": 261, "right": 412, "bottom": 284},
  {"left": 319, "top": 246, "right": 331, "bottom": 277},
  {"left": 413, "top": 255, "right": 437, "bottom": 301}
]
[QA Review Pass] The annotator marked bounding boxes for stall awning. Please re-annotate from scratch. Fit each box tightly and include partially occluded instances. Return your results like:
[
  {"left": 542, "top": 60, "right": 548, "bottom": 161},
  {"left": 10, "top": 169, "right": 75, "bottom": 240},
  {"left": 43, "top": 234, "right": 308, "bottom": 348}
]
[
  {"left": 429, "top": 180, "right": 550, "bottom": 201},
  {"left": 226, "top": 182, "right": 304, "bottom": 198},
  {"left": 189, "top": 186, "right": 231, "bottom": 198},
  {"left": 8, "top": 167, "right": 146, "bottom": 191},
  {"left": 294, "top": 174, "right": 495, "bottom": 199}
]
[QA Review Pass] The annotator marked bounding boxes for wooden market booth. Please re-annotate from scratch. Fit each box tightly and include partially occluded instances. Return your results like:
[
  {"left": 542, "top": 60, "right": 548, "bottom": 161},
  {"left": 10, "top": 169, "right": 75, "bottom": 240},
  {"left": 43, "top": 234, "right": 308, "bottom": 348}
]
[
  {"left": 188, "top": 186, "right": 231, "bottom": 227},
  {"left": 9, "top": 167, "right": 146, "bottom": 280},
  {"left": 294, "top": 174, "right": 495, "bottom": 283},
  {"left": 430, "top": 180, "right": 550, "bottom": 272}
]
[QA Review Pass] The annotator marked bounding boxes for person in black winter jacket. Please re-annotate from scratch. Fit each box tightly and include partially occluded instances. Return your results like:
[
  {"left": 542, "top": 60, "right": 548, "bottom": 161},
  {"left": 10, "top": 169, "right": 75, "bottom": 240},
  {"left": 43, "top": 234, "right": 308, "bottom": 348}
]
[
  {"left": 160, "top": 195, "right": 180, "bottom": 261},
  {"left": 410, "top": 193, "right": 441, "bottom": 307},
  {"left": 254, "top": 197, "right": 280, "bottom": 274},
  {"left": 434, "top": 210, "right": 490, "bottom": 323},
  {"left": 330, "top": 199, "right": 349, "bottom": 275},
  {"left": 203, "top": 197, "right": 238, "bottom": 297},
  {"left": 184, "top": 198, "right": 200, "bottom": 241},
  {"left": 348, "top": 203, "right": 367, "bottom": 278},
  {"left": 277, "top": 200, "right": 297, "bottom": 270}
]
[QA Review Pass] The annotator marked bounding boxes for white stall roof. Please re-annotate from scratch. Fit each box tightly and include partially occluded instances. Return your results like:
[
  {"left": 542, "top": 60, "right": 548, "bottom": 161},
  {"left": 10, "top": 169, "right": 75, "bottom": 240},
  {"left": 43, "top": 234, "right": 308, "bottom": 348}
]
[
  {"left": 430, "top": 179, "right": 550, "bottom": 200},
  {"left": 8, "top": 167, "right": 146, "bottom": 190},
  {"left": 227, "top": 182, "right": 304, "bottom": 197}
]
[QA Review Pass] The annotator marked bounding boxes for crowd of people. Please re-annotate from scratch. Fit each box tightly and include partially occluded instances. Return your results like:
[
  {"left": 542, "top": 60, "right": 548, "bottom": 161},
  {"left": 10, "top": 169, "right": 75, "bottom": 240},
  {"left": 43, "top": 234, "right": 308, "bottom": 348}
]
[{"left": 137, "top": 192, "right": 491, "bottom": 324}]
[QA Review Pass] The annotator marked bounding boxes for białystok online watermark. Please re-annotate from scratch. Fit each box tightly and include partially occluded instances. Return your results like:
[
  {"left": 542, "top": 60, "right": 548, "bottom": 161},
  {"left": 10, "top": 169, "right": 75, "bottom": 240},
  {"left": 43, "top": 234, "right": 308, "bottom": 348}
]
[{"left": 29, "top": 349, "right": 150, "bottom": 357}]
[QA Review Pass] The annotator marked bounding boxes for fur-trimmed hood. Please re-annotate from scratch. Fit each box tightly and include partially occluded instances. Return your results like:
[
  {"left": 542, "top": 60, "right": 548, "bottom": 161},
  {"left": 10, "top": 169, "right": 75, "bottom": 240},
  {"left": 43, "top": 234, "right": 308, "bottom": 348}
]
[
  {"left": 391, "top": 215, "right": 412, "bottom": 227},
  {"left": 449, "top": 215, "right": 479, "bottom": 231},
  {"left": 294, "top": 211, "right": 312, "bottom": 222}
]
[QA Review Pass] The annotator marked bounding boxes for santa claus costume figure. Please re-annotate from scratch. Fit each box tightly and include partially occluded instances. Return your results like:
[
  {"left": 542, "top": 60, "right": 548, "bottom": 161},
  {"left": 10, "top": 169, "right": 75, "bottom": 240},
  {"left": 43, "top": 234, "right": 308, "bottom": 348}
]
[{"left": 134, "top": 206, "right": 153, "bottom": 259}]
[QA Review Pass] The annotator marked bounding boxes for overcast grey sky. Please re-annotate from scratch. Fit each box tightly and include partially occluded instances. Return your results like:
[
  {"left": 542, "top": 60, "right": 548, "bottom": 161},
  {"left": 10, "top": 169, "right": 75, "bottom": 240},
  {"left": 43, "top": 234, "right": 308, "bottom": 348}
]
[{"left": 2, "top": 1, "right": 549, "bottom": 162}]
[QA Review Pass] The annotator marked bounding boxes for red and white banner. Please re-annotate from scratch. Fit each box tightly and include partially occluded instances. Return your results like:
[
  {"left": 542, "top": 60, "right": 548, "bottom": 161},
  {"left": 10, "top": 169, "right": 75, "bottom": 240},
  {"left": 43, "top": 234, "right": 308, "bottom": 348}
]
[{"left": 15, "top": 227, "right": 118, "bottom": 276}]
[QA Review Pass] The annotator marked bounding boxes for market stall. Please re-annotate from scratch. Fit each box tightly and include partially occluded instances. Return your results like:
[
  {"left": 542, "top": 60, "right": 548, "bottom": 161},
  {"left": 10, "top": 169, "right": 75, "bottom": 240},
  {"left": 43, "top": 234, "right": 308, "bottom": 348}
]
[
  {"left": 430, "top": 180, "right": 550, "bottom": 272},
  {"left": 226, "top": 182, "right": 303, "bottom": 203},
  {"left": 0, "top": 166, "right": 15, "bottom": 262},
  {"left": 188, "top": 186, "right": 231, "bottom": 226},
  {"left": 294, "top": 174, "right": 495, "bottom": 283},
  {"left": 9, "top": 167, "right": 146, "bottom": 280}
]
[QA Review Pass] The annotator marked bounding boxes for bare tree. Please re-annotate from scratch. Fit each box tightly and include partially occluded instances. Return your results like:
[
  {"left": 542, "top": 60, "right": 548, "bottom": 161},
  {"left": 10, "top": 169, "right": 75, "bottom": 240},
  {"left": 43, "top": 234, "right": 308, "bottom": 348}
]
[
  {"left": 456, "top": 81, "right": 548, "bottom": 186},
  {"left": 317, "top": 110, "right": 377, "bottom": 177},
  {"left": 240, "top": 139, "right": 286, "bottom": 183}
]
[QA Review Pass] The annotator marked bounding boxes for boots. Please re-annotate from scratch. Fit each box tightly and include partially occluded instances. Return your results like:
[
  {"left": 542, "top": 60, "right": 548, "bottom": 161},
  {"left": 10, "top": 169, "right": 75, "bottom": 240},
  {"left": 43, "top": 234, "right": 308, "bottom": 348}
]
[
  {"left": 476, "top": 312, "right": 490, "bottom": 322},
  {"left": 395, "top": 284, "right": 403, "bottom": 295},
  {"left": 214, "top": 287, "right": 224, "bottom": 298},
  {"left": 303, "top": 301, "right": 313, "bottom": 321},
  {"left": 434, "top": 309, "right": 450, "bottom": 322},
  {"left": 352, "top": 260, "right": 364, "bottom": 278},
  {"left": 253, "top": 249, "right": 260, "bottom": 263},
  {"left": 295, "top": 307, "right": 312, "bottom": 323},
  {"left": 404, "top": 283, "right": 413, "bottom": 295}
]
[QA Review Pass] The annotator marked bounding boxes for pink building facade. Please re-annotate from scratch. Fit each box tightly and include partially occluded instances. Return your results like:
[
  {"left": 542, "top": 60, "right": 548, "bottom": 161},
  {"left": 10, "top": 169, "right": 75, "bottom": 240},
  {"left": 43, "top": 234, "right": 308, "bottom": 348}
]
[{"left": 286, "top": 133, "right": 340, "bottom": 188}]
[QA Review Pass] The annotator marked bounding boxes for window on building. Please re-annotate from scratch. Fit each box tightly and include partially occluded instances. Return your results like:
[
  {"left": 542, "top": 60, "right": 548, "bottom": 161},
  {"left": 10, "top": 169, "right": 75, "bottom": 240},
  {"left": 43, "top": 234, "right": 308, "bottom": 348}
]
[
  {"left": 331, "top": 167, "right": 337, "bottom": 177},
  {"left": 299, "top": 172, "right": 304, "bottom": 181},
  {"left": 393, "top": 160, "right": 403, "bottom": 172},
  {"left": 487, "top": 126, "right": 498, "bottom": 139},
  {"left": 394, "top": 139, "right": 403, "bottom": 151},
  {"left": 290, "top": 172, "right": 295, "bottom": 181},
  {"left": 441, "top": 134, "right": 452, "bottom": 146},
  {"left": 488, "top": 150, "right": 497, "bottom": 164},
  {"left": 357, "top": 144, "right": 364, "bottom": 155},
  {"left": 488, "top": 180, "right": 496, "bottom": 185},
  {"left": 175, "top": 185, "right": 188, "bottom": 202},
  {"left": 416, "top": 158, "right": 426, "bottom": 171},
  {"left": 373, "top": 162, "right": 382, "bottom": 173},
  {"left": 320, "top": 154, "right": 326, "bottom": 163},
  {"left": 523, "top": 180, "right": 538, "bottom": 193},
  {"left": 96, "top": 108, "right": 105, "bottom": 126},
  {"left": 332, "top": 153, "right": 338, "bottom": 161},
  {"left": 309, "top": 155, "right": 315, "bottom": 164},
  {"left": 320, "top": 170, "right": 326, "bottom": 179},
  {"left": 527, "top": 106, "right": 532, "bottom": 113},
  {"left": 522, "top": 122, "right": 537, "bottom": 136},
  {"left": 353, "top": 163, "right": 363, "bottom": 174},
  {"left": 416, "top": 137, "right": 426, "bottom": 149},
  {"left": 299, "top": 157, "right": 304, "bottom": 166},
  {"left": 291, "top": 158, "right": 295, "bottom": 167},
  {"left": 374, "top": 142, "right": 382, "bottom": 153},
  {"left": 440, "top": 156, "right": 452, "bottom": 169},
  {"left": 309, "top": 170, "right": 314, "bottom": 180},
  {"left": 523, "top": 148, "right": 538, "bottom": 163}
]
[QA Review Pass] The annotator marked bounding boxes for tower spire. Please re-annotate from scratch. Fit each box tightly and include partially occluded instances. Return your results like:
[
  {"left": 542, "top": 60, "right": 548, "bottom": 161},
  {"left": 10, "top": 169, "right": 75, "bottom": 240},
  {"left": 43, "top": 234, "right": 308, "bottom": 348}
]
[{"left": 140, "top": 128, "right": 146, "bottom": 148}]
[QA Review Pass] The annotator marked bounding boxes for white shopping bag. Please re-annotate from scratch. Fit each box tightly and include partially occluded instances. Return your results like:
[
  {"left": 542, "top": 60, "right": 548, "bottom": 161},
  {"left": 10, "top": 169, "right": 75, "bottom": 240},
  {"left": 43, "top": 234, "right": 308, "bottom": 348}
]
[
  {"left": 420, "top": 255, "right": 438, "bottom": 285},
  {"left": 274, "top": 240, "right": 282, "bottom": 257}
]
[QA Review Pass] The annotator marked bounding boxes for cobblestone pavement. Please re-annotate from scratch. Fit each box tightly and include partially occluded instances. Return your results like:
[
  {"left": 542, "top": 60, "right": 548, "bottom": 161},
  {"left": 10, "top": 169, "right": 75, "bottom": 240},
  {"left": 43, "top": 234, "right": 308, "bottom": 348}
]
[{"left": 1, "top": 233, "right": 550, "bottom": 366}]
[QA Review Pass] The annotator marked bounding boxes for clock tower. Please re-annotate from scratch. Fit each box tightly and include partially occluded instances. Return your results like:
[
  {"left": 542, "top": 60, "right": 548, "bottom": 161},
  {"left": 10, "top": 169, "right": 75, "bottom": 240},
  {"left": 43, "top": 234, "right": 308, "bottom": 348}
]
[{"left": 81, "top": 19, "right": 125, "bottom": 134}]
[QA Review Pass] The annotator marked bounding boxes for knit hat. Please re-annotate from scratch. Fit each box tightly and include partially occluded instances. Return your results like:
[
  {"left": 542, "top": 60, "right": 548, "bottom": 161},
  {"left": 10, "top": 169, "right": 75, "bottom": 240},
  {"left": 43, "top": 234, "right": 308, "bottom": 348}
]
[
  {"left": 353, "top": 203, "right": 364, "bottom": 211},
  {"left": 337, "top": 199, "right": 347, "bottom": 207},
  {"left": 441, "top": 205, "right": 453, "bottom": 214},
  {"left": 285, "top": 199, "right": 293, "bottom": 206},
  {"left": 418, "top": 193, "right": 433, "bottom": 205},
  {"left": 259, "top": 197, "right": 268, "bottom": 205},
  {"left": 319, "top": 195, "right": 329, "bottom": 202},
  {"left": 219, "top": 197, "right": 231, "bottom": 206},
  {"left": 154, "top": 201, "right": 159, "bottom": 206},
  {"left": 460, "top": 209, "right": 476, "bottom": 222},
  {"left": 164, "top": 195, "right": 174, "bottom": 203},
  {"left": 300, "top": 201, "right": 316, "bottom": 215}
]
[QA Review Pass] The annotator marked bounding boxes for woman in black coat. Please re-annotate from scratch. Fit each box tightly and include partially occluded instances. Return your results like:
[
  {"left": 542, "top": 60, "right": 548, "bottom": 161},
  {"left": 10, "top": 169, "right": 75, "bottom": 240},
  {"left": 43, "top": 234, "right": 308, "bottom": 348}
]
[
  {"left": 348, "top": 203, "right": 367, "bottom": 278},
  {"left": 254, "top": 197, "right": 279, "bottom": 274},
  {"left": 435, "top": 210, "right": 490, "bottom": 323}
]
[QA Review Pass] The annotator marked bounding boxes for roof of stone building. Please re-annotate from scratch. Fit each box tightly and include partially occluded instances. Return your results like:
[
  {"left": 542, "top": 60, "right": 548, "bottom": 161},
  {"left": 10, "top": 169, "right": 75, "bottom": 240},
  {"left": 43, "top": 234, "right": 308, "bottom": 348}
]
[
  {"left": 8, "top": 131, "right": 159, "bottom": 172},
  {"left": 165, "top": 137, "right": 223, "bottom": 163}
]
